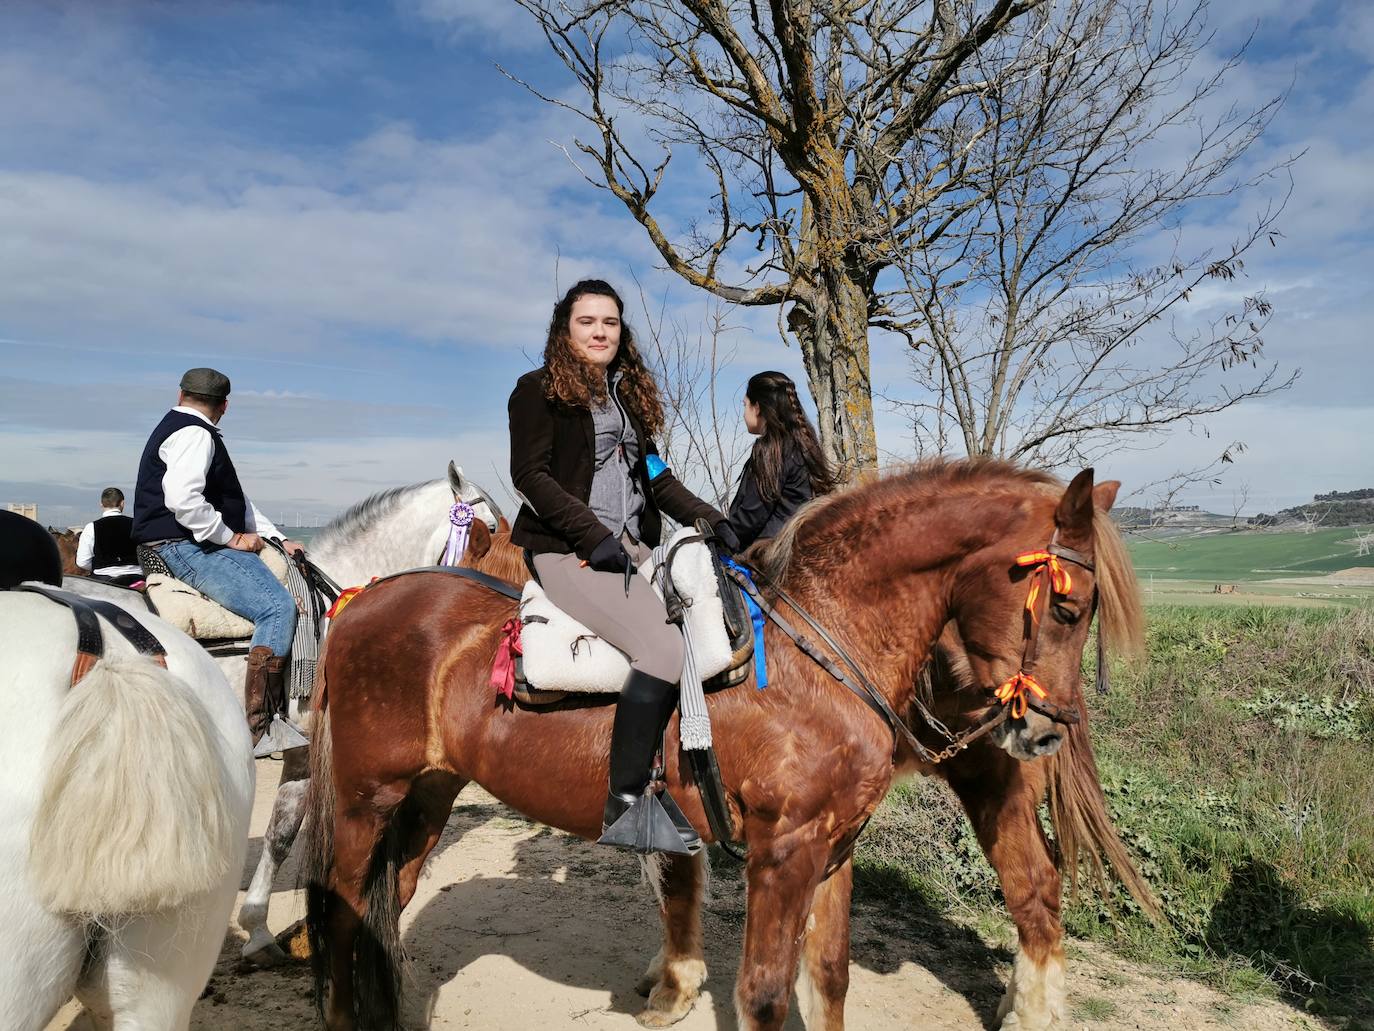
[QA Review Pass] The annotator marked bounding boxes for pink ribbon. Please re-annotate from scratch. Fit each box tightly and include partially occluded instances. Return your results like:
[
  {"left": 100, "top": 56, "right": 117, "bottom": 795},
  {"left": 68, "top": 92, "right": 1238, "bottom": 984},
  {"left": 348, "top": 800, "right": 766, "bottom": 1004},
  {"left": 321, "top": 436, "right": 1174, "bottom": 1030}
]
[
  {"left": 441, "top": 501, "right": 476, "bottom": 565},
  {"left": 490, "top": 618, "right": 523, "bottom": 699}
]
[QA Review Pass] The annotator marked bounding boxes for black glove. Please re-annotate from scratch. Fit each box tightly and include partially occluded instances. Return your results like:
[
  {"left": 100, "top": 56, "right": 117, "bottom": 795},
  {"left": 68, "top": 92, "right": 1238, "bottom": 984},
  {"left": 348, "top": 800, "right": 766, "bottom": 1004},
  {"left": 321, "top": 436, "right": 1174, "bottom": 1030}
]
[
  {"left": 713, "top": 520, "right": 742, "bottom": 556},
  {"left": 587, "top": 535, "right": 632, "bottom": 574}
]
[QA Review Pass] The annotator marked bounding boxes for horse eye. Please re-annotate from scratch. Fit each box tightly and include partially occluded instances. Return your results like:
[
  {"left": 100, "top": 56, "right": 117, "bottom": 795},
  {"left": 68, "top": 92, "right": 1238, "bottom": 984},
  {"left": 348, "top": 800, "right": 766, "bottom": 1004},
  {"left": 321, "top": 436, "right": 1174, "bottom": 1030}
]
[{"left": 1052, "top": 603, "right": 1080, "bottom": 624}]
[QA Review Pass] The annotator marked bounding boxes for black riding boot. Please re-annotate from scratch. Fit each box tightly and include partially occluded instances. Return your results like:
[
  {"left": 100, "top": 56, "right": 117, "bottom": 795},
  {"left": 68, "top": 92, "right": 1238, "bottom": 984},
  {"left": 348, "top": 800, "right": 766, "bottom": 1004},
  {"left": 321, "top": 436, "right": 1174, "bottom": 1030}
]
[{"left": 599, "top": 669, "right": 702, "bottom": 855}]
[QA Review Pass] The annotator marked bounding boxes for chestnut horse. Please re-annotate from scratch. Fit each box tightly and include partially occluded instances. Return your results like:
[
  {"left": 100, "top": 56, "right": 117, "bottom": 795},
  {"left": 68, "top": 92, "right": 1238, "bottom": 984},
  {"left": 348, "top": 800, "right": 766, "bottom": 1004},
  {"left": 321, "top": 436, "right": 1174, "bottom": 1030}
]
[{"left": 302, "top": 460, "right": 1152, "bottom": 1030}]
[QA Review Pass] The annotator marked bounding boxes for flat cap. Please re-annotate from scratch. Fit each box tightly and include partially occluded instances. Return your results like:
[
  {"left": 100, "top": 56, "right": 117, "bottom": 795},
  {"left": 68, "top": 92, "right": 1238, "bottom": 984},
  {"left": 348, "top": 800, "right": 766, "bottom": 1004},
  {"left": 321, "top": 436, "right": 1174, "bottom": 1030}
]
[{"left": 179, "top": 367, "right": 231, "bottom": 399}]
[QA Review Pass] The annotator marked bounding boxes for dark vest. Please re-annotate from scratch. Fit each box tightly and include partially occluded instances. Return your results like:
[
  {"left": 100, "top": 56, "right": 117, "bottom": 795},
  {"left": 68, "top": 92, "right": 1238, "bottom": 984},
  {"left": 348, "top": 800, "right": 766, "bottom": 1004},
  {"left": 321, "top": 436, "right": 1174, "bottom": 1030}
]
[
  {"left": 133, "top": 410, "right": 249, "bottom": 543},
  {"left": 92, "top": 515, "right": 137, "bottom": 568}
]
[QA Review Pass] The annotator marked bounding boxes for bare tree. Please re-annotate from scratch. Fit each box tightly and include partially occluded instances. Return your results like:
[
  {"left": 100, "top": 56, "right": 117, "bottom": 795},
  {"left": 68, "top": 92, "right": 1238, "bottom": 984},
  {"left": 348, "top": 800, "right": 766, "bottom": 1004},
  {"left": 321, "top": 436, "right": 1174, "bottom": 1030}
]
[
  {"left": 1228, "top": 480, "right": 1251, "bottom": 531},
  {"left": 881, "top": 0, "right": 1296, "bottom": 466},
  {"left": 508, "top": 0, "right": 1052, "bottom": 477},
  {"left": 634, "top": 286, "right": 751, "bottom": 509}
]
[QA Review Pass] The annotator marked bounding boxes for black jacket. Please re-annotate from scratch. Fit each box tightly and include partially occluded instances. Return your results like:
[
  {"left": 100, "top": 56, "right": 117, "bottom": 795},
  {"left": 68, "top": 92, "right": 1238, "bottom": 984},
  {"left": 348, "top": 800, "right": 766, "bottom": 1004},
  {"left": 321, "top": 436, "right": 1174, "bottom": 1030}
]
[
  {"left": 726, "top": 442, "right": 814, "bottom": 551},
  {"left": 508, "top": 367, "right": 722, "bottom": 560}
]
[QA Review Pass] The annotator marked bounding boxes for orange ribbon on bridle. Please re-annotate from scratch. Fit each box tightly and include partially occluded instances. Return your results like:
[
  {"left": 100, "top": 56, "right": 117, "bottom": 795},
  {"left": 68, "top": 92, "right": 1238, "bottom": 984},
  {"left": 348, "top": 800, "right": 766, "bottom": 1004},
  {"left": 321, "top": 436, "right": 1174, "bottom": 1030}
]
[
  {"left": 994, "top": 671, "right": 1048, "bottom": 719},
  {"left": 1014, "top": 549, "right": 1073, "bottom": 624}
]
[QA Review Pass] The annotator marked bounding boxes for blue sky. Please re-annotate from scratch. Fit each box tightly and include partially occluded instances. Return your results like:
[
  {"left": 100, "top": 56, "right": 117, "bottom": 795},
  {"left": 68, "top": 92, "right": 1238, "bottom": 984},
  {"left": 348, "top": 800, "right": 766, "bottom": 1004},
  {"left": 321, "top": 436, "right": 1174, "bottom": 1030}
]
[{"left": 1, "top": 0, "right": 1369, "bottom": 527}]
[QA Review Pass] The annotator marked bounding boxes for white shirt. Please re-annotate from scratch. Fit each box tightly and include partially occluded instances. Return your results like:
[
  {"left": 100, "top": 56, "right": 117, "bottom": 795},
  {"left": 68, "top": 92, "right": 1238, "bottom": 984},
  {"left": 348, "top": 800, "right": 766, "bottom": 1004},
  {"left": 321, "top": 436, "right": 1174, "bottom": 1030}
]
[
  {"left": 159, "top": 406, "right": 283, "bottom": 545},
  {"left": 76, "top": 508, "right": 143, "bottom": 577}
]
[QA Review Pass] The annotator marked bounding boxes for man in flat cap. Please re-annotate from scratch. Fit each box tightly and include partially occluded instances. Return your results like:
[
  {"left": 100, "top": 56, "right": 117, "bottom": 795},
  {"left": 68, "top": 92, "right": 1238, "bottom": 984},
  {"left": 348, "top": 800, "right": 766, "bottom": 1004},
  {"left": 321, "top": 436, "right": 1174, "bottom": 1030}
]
[{"left": 133, "top": 367, "right": 306, "bottom": 749}]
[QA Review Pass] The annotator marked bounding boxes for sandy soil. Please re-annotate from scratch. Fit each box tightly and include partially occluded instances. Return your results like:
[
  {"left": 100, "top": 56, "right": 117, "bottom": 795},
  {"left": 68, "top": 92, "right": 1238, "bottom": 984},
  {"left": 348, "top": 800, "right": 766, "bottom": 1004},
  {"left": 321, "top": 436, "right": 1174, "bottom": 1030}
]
[{"left": 50, "top": 759, "right": 1326, "bottom": 1031}]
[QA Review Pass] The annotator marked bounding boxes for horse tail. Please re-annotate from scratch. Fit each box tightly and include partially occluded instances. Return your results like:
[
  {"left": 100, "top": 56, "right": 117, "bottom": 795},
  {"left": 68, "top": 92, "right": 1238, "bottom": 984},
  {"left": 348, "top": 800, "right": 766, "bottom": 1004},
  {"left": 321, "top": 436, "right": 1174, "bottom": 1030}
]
[
  {"left": 302, "top": 651, "right": 407, "bottom": 1029},
  {"left": 29, "top": 656, "right": 236, "bottom": 917},
  {"left": 303, "top": 666, "right": 337, "bottom": 1018},
  {"left": 1046, "top": 702, "right": 1163, "bottom": 923}
]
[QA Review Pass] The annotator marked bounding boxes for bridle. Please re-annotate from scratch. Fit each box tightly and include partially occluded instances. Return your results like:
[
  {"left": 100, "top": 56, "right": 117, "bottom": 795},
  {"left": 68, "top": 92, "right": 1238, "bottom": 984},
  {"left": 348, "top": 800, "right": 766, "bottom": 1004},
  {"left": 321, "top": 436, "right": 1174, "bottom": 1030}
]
[{"left": 725, "top": 529, "right": 1098, "bottom": 768}]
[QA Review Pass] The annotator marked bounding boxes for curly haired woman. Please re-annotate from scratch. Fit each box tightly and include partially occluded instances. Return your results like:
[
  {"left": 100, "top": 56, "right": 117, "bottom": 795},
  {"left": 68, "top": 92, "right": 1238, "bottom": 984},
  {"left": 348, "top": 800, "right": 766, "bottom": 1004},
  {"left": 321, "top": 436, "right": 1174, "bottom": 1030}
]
[{"left": 508, "top": 279, "right": 740, "bottom": 854}]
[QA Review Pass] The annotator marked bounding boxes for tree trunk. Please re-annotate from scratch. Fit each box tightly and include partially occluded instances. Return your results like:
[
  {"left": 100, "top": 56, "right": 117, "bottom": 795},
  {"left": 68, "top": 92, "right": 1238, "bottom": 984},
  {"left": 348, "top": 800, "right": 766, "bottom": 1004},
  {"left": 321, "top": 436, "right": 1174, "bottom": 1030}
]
[{"left": 787, "top": 269, "right": 877, "bottom": 481}]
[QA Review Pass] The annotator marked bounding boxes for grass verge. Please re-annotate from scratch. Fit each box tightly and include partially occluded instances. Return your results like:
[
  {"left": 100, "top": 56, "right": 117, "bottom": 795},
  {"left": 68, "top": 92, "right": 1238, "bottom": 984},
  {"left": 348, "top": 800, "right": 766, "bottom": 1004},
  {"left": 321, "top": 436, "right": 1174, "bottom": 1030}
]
[{"left": 854, "top": 605, "right": 1374, "bottom": 1028}]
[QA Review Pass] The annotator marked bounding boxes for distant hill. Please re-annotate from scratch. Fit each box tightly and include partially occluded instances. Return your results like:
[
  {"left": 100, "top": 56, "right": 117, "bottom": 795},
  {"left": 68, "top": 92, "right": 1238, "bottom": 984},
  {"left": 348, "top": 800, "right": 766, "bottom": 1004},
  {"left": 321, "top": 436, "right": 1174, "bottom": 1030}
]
[{"left": 1253, "top": 488, "right": 1374, "bottom": 528}]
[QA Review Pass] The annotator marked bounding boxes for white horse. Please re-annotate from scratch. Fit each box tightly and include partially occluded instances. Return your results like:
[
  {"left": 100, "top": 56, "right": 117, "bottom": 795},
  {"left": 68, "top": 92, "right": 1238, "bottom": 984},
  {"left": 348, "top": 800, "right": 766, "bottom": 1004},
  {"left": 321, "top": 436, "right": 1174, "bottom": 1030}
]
[
  {"left": 0, "top": 589, "right": 255, "bottom": 1030},
  {"left": 235, "top": 463, "right": 502, "bottom": 963}
]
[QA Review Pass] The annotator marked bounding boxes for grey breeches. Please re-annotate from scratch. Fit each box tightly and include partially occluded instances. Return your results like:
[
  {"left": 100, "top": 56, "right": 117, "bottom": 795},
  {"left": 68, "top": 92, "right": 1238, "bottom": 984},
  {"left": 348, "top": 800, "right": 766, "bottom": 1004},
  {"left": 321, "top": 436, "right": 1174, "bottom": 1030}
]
[{"left": 530, "top": 537, "right": 685, "bottom": 684}]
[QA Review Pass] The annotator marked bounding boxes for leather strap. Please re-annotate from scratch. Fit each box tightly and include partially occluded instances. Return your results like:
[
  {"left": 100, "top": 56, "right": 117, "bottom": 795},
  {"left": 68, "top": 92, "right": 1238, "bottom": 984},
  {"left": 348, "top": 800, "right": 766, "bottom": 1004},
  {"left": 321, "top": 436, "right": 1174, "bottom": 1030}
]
[
  {"left": 13, "top": 585, "right": 168, "bottom": 685},
  {"left": 365, "top": 564, "right": 522, "bottom": 601}
]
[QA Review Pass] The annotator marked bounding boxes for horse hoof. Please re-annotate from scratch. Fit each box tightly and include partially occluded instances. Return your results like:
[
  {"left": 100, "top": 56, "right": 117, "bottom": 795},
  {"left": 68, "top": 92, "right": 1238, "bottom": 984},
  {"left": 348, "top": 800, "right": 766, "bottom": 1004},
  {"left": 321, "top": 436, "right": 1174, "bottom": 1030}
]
[
  {"left": 636, "top": 983, "right": 700, "bottom": 1027},
  {"left": 636, "top": 1004, "right": 693, "bottom": 1029},
  {"left": 242, "top": 937, "right": 288, "bottom": 967}
]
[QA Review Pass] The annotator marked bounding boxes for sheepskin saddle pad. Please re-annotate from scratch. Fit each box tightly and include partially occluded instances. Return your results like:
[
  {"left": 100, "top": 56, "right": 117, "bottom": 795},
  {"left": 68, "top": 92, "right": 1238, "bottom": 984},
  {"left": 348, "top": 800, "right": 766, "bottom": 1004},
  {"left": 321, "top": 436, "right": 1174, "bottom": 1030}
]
[
  {"left": 141, "top": 546, "right": 290, "bottom": 641},
  {"left": 517, "top": 528, "right": 752, "bottom": 696}
]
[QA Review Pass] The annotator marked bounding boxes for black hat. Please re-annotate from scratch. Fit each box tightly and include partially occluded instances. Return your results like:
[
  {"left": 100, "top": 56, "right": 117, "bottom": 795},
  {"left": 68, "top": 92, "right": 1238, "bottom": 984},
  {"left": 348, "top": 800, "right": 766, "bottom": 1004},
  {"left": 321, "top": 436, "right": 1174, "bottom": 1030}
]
[{"left": 179, "top": 367, "right": 231, "bottom": 400}]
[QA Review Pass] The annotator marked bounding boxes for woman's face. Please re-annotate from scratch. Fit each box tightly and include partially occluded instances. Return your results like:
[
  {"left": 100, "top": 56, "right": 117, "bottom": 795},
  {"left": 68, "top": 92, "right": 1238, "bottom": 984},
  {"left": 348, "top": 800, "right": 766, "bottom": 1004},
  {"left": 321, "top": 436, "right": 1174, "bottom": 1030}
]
[
  {"left": 567, "top": 294, "right": 622, "bottom": 369},
  {"left": 743, "top": 395, "right": 764, "bottom": 435}
]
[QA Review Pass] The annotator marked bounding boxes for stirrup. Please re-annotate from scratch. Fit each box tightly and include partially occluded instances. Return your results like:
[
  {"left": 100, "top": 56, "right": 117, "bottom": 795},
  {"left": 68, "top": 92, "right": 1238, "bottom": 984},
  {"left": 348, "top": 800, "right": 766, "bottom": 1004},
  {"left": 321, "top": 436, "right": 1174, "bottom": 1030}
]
[
  {"left": 598, "top": 792, "right": 697, "bottom": 855},
  {"left": 655, "top": 790, "right": 703, "bottom": 854},
  {"left": 253, "top": 713, "right": 310, "bottom": 758}
]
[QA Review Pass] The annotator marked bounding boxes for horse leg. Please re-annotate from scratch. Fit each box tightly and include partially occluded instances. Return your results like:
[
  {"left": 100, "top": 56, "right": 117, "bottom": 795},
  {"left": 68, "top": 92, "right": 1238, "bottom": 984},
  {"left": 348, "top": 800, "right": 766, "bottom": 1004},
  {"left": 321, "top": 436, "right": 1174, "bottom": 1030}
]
[
  {"left": 321, "top": 806, "right": 388, "bottom": 1031},
  {"left": 83, "top": 878, "right": 240, "bottom": 1030},
  {"left": 396, "top": 772, "right": 465, "bottom": 908},
  {"left": 735, "top": 838, "right": 826, "bottom": 1031},
  {"left": 241, "top": 745, "right": 311, "bottom": 964},
  {"left": 945, "top": 755, "right": 1065, "bottom": 1030},
  {"left": 635, "top": 851, "right": 709, "bottom": 1028},
  {"left": 797, "top": 858, "right": 852, "bottom": 1031}
]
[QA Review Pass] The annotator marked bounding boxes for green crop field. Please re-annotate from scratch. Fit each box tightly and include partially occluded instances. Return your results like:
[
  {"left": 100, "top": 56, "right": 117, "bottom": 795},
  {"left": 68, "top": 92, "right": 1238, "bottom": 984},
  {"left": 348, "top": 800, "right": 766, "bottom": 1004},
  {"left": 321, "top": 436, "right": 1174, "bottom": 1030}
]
[
  {"left": 1123, "top": 525, "right": 1374, "bottom": 609},
  {"left": 1126, "top": 525, "right": 1374, "bottom": 581}
]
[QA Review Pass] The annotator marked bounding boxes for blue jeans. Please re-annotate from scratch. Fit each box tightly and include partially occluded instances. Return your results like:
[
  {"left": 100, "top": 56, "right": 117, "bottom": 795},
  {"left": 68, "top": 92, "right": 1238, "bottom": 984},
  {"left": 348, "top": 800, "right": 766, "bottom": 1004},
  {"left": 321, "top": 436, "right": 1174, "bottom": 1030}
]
[{"left": 158, "top": 539, "right": 297, "bottom": 656}]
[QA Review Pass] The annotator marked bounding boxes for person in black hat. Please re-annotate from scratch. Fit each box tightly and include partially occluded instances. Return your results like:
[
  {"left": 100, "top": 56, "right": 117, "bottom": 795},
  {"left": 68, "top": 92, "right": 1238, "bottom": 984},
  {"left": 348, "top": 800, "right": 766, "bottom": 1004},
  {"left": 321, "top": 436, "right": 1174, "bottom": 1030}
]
[
  {"left": 132, "top": 367, "right": 306, "bottom": 748},
  {"left": 0, "top": 510, "right": 63, "bottom": 588}
]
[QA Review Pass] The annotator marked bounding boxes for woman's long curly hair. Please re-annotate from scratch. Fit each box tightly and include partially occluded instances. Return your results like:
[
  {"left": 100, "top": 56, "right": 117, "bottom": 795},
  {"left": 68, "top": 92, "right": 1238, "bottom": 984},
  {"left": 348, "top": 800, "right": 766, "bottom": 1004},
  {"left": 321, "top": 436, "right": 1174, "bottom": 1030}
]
[
  {"left": 746, "top": 370, "right": 837, "bottom": 502},
  {"left": 542, "top": 279, "right": 664, "bottom": 437}
]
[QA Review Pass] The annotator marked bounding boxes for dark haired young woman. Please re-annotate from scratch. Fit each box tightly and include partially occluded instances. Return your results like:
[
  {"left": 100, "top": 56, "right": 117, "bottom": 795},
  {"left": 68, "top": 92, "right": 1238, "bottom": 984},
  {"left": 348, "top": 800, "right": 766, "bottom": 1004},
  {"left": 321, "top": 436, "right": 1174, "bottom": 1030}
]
[
  {"left": 725, "top": 370, "right": 837, "bottom": 552},
  {"left": 508, "top": 279, "right": 741, "bottom": 855}
]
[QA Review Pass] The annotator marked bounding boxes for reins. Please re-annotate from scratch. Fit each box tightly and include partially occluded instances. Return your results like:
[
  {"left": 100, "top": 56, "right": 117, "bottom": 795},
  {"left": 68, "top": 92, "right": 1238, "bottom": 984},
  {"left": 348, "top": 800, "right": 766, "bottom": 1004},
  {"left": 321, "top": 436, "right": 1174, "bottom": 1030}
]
[{"left": 724, "top": 529, "right": 1098, "bottom": 768}]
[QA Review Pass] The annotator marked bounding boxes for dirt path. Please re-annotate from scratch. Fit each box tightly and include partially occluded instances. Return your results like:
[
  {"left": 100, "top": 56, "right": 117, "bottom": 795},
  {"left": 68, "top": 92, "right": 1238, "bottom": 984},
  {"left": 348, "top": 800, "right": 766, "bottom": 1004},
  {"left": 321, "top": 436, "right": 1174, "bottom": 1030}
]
[{"left": 51, "top": 760, "right": 1324, "bottom": 1030}]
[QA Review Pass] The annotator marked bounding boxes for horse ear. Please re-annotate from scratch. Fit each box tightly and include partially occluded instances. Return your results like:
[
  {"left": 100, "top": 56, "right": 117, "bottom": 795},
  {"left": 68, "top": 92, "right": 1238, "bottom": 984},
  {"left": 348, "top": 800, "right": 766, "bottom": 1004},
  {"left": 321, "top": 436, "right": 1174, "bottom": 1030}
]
[
  {"left": 1093, "top": 480, "right": 1121, "bottom": 513},
  {"left": 496, "top": 515, "right": 511, "bottom": 533},
  {"left": 448, "top": 460, "right": 465, "bottom": 498},
  {"left": 1054, "top": 468, "right": 1096, "bottom": 545},
  {"left": 466, "top": 519, "right": 492, "bottom": 560}
]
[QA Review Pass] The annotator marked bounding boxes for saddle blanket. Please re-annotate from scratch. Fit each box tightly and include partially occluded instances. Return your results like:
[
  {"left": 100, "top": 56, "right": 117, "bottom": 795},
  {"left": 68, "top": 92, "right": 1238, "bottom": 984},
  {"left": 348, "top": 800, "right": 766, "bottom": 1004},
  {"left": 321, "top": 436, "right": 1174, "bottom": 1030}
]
[{"left": 519, "top": 529, "right": 735, "bottom": 694}]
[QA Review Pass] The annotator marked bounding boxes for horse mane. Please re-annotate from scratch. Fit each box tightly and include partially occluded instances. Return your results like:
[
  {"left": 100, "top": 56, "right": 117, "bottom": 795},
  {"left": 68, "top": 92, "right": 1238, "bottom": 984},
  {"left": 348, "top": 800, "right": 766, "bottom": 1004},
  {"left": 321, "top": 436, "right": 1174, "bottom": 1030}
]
[
  {"left": 310, "top": 480, "right": 439, "bottom": 553},
  {"left": 762, "top": 457, "right": 1143, "bottom": 655},
  {"left": 463, "top": 528, "right": 530, "bottom": 587}
]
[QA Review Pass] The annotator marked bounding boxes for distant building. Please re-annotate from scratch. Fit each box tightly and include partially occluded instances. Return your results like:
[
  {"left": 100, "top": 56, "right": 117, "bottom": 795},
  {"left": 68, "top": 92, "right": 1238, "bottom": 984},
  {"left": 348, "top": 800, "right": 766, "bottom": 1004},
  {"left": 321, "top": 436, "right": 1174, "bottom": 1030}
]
[{"left": 6, "top": 502, "right": 38, "bottom": 521}]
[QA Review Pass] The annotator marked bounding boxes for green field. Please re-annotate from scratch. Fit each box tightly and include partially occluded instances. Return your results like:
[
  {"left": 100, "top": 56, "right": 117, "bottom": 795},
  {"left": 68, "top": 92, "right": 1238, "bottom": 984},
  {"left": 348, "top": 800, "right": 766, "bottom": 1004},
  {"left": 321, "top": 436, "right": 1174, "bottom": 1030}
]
[
  {"left": 1127, "top": 525, "right": 1374, "bottom": 581},
  {"left": 1126, "top": 525, "right": 1374, "bottom": 608}
]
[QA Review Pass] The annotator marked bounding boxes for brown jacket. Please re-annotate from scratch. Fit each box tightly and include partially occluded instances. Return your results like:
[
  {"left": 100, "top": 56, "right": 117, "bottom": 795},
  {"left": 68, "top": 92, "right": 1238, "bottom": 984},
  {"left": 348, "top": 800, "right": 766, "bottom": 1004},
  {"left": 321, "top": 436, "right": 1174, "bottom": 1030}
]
[{"left": 508, "top": 367, "right": 722, "bottom": 560}]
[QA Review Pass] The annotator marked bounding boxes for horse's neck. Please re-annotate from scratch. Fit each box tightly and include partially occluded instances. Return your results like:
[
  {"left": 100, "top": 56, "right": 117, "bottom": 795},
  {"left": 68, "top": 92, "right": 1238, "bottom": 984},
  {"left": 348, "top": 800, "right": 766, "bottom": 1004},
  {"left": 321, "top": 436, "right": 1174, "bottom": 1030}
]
[
  {"left": 309, "top": 484, "right": 448, "bottom": 588},
  {"left": 784, "top": 500, "right": 984, "bottom": 713}
]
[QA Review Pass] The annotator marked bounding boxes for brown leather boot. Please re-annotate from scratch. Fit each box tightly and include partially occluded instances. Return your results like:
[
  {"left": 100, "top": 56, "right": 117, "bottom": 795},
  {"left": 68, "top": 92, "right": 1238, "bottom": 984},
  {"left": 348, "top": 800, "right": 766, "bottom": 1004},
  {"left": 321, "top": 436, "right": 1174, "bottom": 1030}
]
[{"left": 244, "top": 645, "right": 273, "bottom": 746}]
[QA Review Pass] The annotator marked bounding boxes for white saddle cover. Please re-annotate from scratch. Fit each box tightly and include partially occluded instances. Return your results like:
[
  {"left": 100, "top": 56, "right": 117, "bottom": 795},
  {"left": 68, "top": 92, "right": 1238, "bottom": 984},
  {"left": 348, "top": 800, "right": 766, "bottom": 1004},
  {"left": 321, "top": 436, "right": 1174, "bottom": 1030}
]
[
  {"left": 519, "top": 528, "right": 733, "bottom": 694},
  {"left": 144, "top": 547, "right": 290, "bottom": 641}
]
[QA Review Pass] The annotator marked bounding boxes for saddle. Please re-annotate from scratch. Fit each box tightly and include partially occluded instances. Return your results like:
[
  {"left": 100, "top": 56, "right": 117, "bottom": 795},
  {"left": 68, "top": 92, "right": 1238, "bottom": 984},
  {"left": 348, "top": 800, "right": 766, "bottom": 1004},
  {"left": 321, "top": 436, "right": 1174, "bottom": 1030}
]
[
  {"left": 137, "top": 544, "right": 291, "bottom": 641},
  {"left": 512, "top": 528, "right": 754, "bottom": 707}
]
